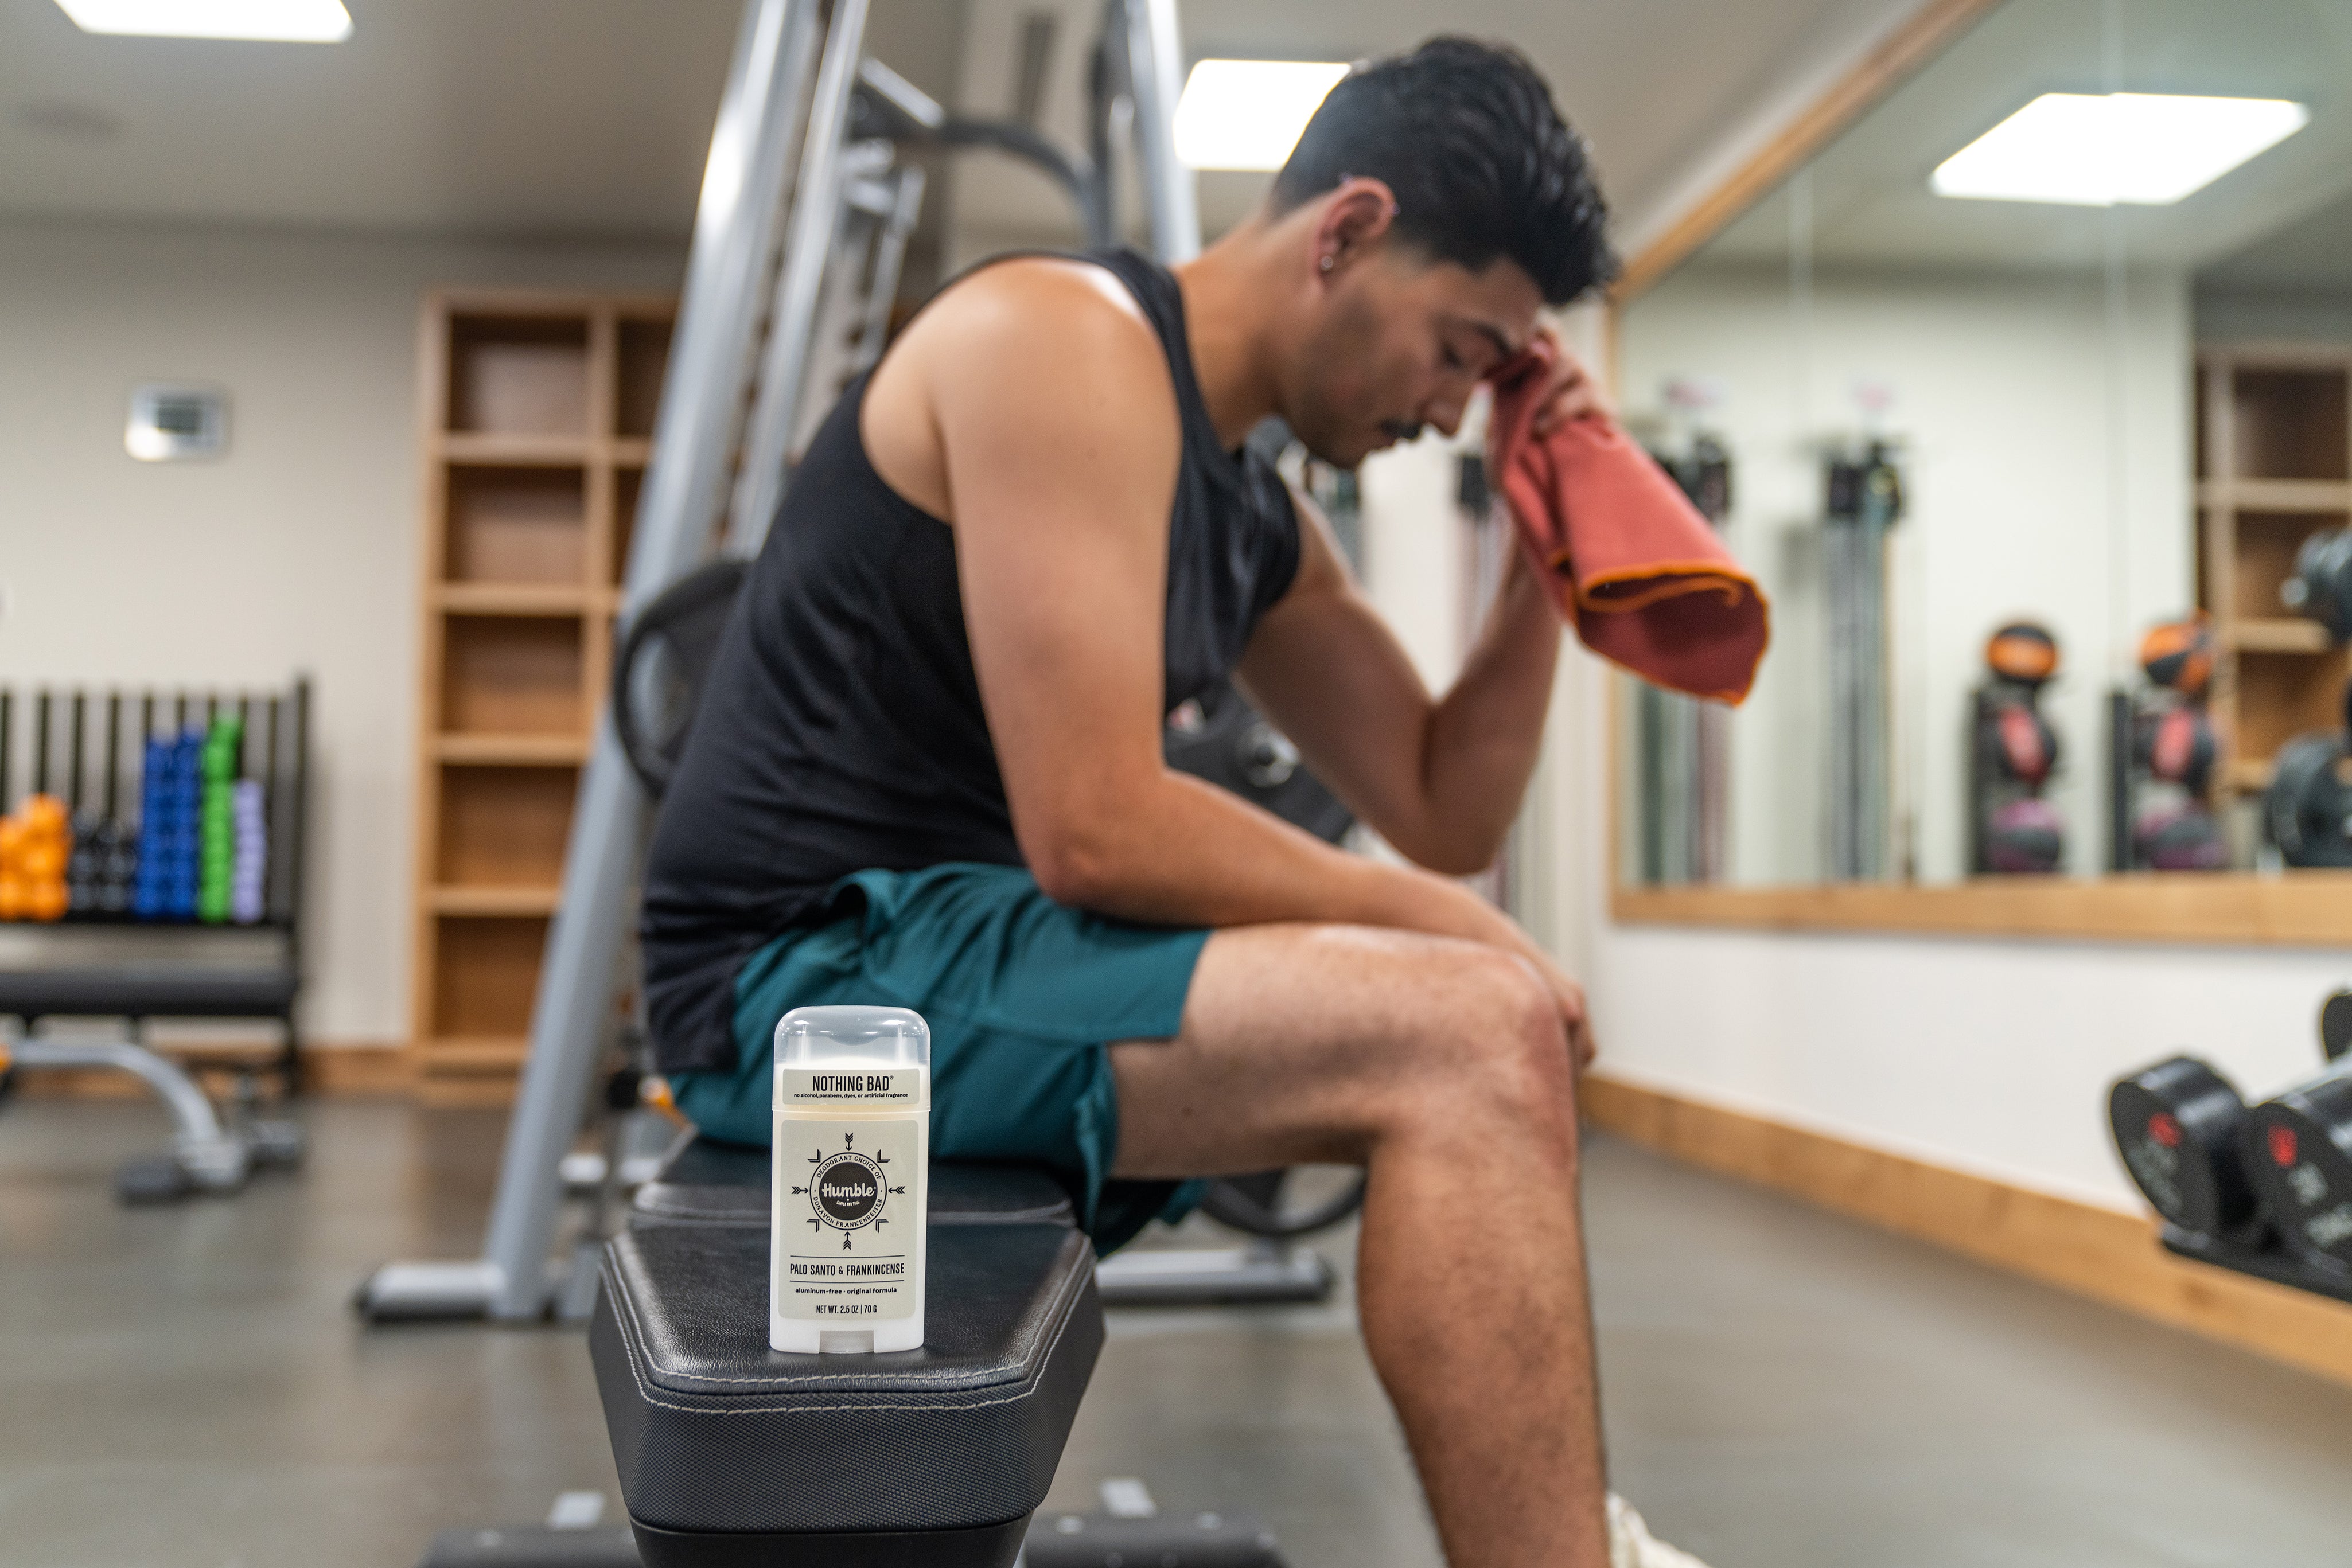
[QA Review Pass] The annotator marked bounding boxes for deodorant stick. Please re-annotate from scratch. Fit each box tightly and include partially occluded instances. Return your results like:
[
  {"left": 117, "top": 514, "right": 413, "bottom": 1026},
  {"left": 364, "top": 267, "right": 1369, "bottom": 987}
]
[{"left": 770, "top": 1005, "right": 930, "bottom": 1354}]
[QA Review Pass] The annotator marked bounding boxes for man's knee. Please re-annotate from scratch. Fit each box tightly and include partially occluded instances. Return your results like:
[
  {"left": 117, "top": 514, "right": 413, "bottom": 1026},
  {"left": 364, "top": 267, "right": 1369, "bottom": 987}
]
[{"left": 1388, "top": 944, "right": 1577, "bottom": 1139}]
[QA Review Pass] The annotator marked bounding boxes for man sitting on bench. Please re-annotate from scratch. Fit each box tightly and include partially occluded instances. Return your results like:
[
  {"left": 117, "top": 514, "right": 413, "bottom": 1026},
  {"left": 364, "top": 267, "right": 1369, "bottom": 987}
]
[{"left": 641, "top": 37, "right": 1704, "bottom": 1568}]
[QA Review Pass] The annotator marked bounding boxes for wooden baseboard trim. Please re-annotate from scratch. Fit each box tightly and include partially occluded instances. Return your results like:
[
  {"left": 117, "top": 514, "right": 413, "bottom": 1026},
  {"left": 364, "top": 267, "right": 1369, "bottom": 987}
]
[{"left": 1582, "top": 1072, "right": 2352, "bottom": 1388}]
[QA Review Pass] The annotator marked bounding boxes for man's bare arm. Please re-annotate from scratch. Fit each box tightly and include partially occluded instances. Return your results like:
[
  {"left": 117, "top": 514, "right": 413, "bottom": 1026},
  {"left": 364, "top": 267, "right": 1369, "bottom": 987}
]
[
  {"left": 1235, "top": 493, "right": 1561, "bottom": 876},
  {"left": 897, "top": 261, "right": 1584, "bottom": 1034}
]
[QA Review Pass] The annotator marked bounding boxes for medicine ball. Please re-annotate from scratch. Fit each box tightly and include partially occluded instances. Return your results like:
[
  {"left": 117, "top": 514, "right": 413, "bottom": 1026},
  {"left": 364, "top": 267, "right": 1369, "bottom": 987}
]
[
  {"left": 1985, "top": 621, "right": 2059, "bottom": 688},
  {"left": 2265, "top": 732, "right": 2352, "bottom": 869},
  {"left": 1988, "top": 701, "right": 2059, "bottom": 785},
  {"left": 2135, "top": 704, "right": 2217, "bottom": 794},
  {"left": 2133, "top": 804, "right": 2226, "bottom": 872},
  {"left": 2282, "top": 528, "right": 2352, "bottom": 645},
  {"left": 2138, "top": 614, "right": 2216, "bottom": 699},
  {"left": 1984, "top": 796, "right": 2064, "bottom": 874}
]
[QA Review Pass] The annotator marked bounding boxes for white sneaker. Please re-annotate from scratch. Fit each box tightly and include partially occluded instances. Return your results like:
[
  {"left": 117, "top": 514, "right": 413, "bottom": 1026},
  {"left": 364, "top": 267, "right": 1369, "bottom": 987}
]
[{"left": 1607, "top": 1493, "right": 1712, "bottom": 1568}]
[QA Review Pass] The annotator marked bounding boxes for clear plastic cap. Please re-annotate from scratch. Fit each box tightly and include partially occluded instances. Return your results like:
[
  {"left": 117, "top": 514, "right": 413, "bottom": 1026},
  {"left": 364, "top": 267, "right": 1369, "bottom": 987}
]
[{"left": 773, "top": 1005, "right": 931, "bottom": 1071}]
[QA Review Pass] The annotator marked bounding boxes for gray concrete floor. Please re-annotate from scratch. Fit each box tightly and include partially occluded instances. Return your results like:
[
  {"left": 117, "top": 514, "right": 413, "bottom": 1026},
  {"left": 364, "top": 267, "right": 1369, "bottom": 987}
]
[{"left": 4, "top": 1098, "right": 2352, "bottom": 1567}]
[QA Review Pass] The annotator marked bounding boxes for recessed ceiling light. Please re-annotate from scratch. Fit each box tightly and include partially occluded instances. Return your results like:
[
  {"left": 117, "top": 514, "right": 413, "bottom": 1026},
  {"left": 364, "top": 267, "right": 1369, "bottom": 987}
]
[
  {"left": 53, "top": 0, "right": 352, "bottom": 42},
  {"left": 1932, "top": 92, "right": 2308, "bottom": 206},
  {"left": 1173, "top": 59, "right": 1349, "bottom": 172}
]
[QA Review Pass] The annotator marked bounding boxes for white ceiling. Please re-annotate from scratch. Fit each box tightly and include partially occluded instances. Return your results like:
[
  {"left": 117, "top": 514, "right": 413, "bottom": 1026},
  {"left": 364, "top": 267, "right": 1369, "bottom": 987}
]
[
  {"left": 0, "top": 0, "right": 958, "bottom": 238},
  {"left": 1693, "top": 0, "right": 2352, "bottom": 284},
  {"left": 1, "top": 0, "right": 1913, "bottom": 248}
]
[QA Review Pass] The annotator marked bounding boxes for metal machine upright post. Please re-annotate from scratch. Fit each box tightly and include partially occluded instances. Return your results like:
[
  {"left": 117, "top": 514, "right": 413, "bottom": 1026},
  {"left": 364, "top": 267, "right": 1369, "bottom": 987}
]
[
  {"left": 358, "top": 0, "right": 834, "bottom": 1323},
  {"left": 1122, "top": 0, "right": 1201, "bottom": 261},
  {"left": 725, "top": 0, "right": 873, "bottom": 557}
]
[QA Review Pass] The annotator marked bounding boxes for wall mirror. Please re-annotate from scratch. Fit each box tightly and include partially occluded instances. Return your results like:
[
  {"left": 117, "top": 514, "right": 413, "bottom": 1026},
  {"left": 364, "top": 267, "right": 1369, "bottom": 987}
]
[{"left": 1610, "top": 0, "right": 2352, "bottom": 941}]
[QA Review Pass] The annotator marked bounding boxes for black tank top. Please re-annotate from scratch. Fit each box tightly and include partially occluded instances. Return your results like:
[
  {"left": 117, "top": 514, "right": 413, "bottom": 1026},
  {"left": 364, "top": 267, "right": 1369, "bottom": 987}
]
[{"left": 640, "top": 248, "right": 1302, "bottom": 1073}]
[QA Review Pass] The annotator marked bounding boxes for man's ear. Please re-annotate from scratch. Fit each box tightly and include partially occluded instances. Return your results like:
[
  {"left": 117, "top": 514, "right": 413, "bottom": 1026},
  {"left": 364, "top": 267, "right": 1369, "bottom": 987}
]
[{"left": 1312, "top": 177, "right": 1400, "bottom": 281}]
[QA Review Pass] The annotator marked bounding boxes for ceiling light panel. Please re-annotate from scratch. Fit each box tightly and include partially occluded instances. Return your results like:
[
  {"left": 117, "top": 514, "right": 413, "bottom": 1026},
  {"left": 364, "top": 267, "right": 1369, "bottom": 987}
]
[
  {"left": 54, "top": 0, "right": 353, "bottom": 42},
  {"left": 1174, "top": 59, "right": 1349, "bottom": 172},
  {"left": 1932, "top": 92, "right": 2309, "bottom": 206}
]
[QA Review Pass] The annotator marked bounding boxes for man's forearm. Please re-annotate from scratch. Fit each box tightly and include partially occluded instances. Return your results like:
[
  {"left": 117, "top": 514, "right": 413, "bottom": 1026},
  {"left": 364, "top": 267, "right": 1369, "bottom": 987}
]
[
  {"left": 1409, "top": 552, "right": 1563, "bottom": 869},
  {"left": 1038, "top": 768, "right": 1523, "bottom": 953}
]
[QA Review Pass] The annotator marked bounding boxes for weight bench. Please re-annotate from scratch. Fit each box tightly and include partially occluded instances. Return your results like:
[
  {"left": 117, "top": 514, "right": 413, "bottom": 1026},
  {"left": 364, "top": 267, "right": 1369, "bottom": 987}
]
[
  {"left": 0, "top": 962, "right": 307, "bottom": 1202},
  {"left": 420, "top": 1138, "right": 1288, "bottom": 1567},
  {"left": 590, "top": 1136, "right": 1100, "bottom": 1567}
]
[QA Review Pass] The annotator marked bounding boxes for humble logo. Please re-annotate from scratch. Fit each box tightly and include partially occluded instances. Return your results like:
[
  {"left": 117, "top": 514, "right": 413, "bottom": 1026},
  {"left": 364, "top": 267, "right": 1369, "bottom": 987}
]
[{"left": 791, "top": 1130, "right": 909, "bottom": 1250}]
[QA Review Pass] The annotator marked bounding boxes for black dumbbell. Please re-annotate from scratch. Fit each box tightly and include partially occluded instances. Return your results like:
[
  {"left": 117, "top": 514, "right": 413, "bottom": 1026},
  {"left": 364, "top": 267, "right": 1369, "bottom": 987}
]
[
  {"left": 2323, "top": 989, "right": 2352, "bottom": 1063},
  {"left": 2240, "top": 1065, "right": 2352, "bottom": 1272},
  {"left": 2109, "top": 1056, "right": 2259, "bottom": 1238},
  {"left": 2229, "top": 990, "right": 2352, "bottom": 1270}
]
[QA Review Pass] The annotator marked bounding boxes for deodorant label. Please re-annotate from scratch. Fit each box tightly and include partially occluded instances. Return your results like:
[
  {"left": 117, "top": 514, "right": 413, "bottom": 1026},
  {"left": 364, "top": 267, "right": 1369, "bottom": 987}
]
[
  {"left": 779, "top": 1069, "right": 922, "bottom": 1108},
  {"left": 773, "top": 1110, "right": 924, "bottom": 1324}
]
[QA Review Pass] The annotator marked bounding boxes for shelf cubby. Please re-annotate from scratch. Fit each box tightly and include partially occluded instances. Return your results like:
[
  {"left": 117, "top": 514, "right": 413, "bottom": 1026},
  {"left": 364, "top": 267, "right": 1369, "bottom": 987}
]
[
  {"left": 442, "top": 465, "right": 589, "bottom": 586},
  {"left": 430, "top": 914, "right": 550, "bottom": 1040},
  {"left": 2233, "top": 649, "right": 2350, "bottom": 761},
  {"left": 2233, "top": 368, "right": 2349, "bottom": 482},
  {"left": 438, "top": 614, "right": 586, "bottom": 738},
  {"left": 2232, "top": 510, "right": 2349, "bottom": 621},
  {"left": 434, "top": 764, "right": 579, "bottom": 888},
  {"left": 617, "top": 317, "right": 673, "bottom": 438},
  {"left": 447, "top": 314, "right": 591, "bottom": 436},
  {"left": 613, "top": 465, "right": 643, "bottom": 586}
]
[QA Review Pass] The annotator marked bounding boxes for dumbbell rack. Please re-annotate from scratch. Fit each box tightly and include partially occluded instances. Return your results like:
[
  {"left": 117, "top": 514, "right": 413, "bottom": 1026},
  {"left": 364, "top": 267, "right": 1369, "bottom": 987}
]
[
  {"left": 2159, "top": 1224, "right": 2352, "bottom": 1308},
  {"left": 0, "top": 679, "right": 310, "bottom": 1093},
  {"left": 2115, "top": 1000, "right": 2352, "bottom": 1313}
]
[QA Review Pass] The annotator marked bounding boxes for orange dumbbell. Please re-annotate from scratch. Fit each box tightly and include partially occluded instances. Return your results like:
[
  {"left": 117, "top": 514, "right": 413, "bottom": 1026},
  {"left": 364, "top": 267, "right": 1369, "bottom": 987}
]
[{"left": 18, "top": 794, "right": 67, "bottom": 840}]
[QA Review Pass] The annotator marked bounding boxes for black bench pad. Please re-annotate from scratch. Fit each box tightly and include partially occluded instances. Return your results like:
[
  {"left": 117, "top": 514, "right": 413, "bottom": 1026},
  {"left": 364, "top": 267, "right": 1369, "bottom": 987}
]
[
  {"left": 590, "top": 1218, "right": 1101, "bottom": 1539},
  {"left": 632, "top": 1139, "right": 1076, "bottom": 1230},
  {"left": 0, "top": 964, "right": 297, "bottom": 1019}
]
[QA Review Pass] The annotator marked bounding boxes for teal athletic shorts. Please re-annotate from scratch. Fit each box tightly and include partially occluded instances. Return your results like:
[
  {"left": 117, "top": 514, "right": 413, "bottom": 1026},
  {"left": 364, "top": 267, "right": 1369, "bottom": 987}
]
[{"left": 668, "top": 861, "right": 1212, "bottom": 1255}]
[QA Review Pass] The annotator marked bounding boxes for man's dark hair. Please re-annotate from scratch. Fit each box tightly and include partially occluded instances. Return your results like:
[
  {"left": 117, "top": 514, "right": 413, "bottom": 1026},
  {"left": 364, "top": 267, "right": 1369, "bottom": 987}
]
[{"left": 1270, "top": 37, "right": 1616, "bottom": 306}]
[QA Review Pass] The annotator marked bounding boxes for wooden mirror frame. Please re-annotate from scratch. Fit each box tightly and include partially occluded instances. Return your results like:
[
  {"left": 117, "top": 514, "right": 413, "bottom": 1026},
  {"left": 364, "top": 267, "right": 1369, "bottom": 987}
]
[{"left": 1601, "top": 0, "right": 2352, "bottom": 948}]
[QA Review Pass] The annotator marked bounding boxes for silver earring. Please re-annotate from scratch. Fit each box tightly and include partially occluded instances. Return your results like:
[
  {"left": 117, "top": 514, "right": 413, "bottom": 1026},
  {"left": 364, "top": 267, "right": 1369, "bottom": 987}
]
[{"left": 1319, "top": 255, "right": 1335, "bottom": 272}]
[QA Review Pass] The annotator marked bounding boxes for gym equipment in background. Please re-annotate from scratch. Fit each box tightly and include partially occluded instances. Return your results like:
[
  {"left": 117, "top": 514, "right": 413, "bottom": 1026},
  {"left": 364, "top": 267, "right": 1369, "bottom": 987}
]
[
  {"left": 1823, "top": 438, "right": 1905, "bottom": 881},
  {"left": 2281, "top": 525, "right": 2352, "bottom": 645},
  {"left": 2262, "top": 676, "right": 2352, "bottom": 868},
  {"left": 0, "top": 687, "right": 296, "bottom": 928},
  {"left": 1967, "top": 621, "right": 2066, "bottom": 875},
  {"left": 361, "top": 0, "right": 1205, "bottom": 1328},
  {"left": 2106, "top": 614, "right": 2228, "bottom": 872},
  {"left": 2109, "top": 989, "right": 2352, "bottom": 1306},
  {"left": 1634, "top": 382, "right": 1734, "bottom": 887},
  {"left": 0, "top": 680, "right": 311, "bottom": 1197}
]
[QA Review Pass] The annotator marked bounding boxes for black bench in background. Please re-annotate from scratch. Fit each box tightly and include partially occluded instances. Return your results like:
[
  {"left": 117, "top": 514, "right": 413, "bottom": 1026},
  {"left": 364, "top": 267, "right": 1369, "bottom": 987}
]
[{"left": 0, "top": 680, "right": 310, "bottom": 1202}]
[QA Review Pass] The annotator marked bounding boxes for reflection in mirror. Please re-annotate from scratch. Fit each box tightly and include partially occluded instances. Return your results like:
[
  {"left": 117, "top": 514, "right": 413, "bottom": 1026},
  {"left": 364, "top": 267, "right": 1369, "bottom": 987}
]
[{"left": 1616, "top": 0, "right": 2352, "bottom": 892}]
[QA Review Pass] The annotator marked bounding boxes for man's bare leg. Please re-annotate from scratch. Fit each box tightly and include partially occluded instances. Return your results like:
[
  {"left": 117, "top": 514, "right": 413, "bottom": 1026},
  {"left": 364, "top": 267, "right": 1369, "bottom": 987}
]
[{"left": 1111, "top": 922, "right": 1605, "bottom": 1568}]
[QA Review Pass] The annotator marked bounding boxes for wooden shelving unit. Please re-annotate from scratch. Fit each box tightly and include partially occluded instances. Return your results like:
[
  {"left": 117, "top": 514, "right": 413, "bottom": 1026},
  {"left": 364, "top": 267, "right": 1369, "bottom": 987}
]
[
  {"left": 2195, "top": 344, "right": 2352, "bottom": 809},
  {"left": 412, "top": 291, "right": 673, "bottom": 1102}
]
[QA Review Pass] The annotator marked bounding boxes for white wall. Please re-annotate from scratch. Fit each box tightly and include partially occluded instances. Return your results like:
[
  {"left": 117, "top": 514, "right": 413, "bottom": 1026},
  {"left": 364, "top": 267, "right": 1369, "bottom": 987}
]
[
  {"left": 1618, "top": 260, "right": 2195, "bottom": 883},
  {"left": 0, "top": 218, "right": 684, "bottom": 1046}
]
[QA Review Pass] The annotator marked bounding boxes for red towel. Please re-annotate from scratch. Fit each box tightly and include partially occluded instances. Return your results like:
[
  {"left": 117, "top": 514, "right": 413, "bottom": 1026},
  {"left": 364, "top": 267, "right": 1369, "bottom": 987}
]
[{"left": 1487, "top": 343, "right": 1770, "bottom": 705}]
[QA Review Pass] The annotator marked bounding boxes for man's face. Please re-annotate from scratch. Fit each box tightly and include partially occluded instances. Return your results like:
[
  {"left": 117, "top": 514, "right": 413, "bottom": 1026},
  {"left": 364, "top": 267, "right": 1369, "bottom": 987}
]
[{"left": 1279, "top": 244, "right": 1544, "bottom": 469}]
